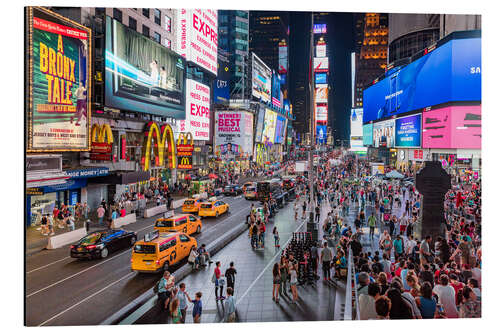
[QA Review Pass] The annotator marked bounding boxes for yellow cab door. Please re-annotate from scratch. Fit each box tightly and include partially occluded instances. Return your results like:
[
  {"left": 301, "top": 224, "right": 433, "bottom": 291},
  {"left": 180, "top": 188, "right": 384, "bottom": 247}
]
[
  {"left": 176, "top": 216, "right": 188, "bottom": 234},
  {"left": 187, "top": 215, "right": 197, "bottom": 234},
  {"left": 178, "top": 233, "right": 193, "bottom": 258},
  {"left": 159, "top": 237, "right": 177, "bottom": 266}
]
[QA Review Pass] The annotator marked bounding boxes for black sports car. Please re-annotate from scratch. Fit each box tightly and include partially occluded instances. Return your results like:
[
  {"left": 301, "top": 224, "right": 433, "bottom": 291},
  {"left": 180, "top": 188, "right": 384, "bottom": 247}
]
[{"left": 70, "top": 229, "right": 137, "bottom": 259}]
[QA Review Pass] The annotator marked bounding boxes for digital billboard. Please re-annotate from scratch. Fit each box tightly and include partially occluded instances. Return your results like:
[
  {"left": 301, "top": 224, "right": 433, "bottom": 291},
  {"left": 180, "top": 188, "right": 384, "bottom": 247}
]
[
  {"left": 175, "top": 9, "right": 218, "bottom": 75},
  {"left": 315, "top": 86, "right": 328, "bottom": 103},
  {"left": 363, "top": 36, "right": 481, "bottom": 123},
  {"left": 363, "top": 124, "right": 373, "bottom": 146},
  {"left": 422, "top": 105, "right": 481, "bottom": 149},
  {"left": 215, "top": 111, "right": 254, "bottom": 156},
  {"left": 373, "top": 119, "right": 395, "bottom": 148},
  {"left": 271, "top": 71, "right": 281, "bottom": 107},
  {"left": 350, "top": 108, "right": 363, "bottom": 137},
  {"left": 313, "top": 57, "right": 329, "bottom": 72},
  {"left": 316, "top": 44, "right": 326, "bottom": 57},
  {"left": 105, "top": 16, "right": 185, "bottom": 118},
  {"left": 184, "top": 79, "right": 210, "bottom": 140},
  {"left": 313, "top": 24, "right": 327, "bottom": 34},
  {"left": 254, "top": 108, "right": 265, "bottom": 143},
  {"left": 213, "top": 54, "right": 230, "bottom": 104},
  {"left": 315, "top": 73, "right": 327, "bottom": 85},
  {"left": 316, "top": 124, "right": 327, "bottom": 144},
  {"left": 262, "top": 109, "right": 277, "bottom": 144},
  {"left": 395, "top": 114, "right": 422, "bottom": 147},
  {"left": 251, "top": 53, "right": 272, "bottom": 103},
  {"left": 27, "top": 7, "right": 92, "bottom": 152},
  {"left": 275, "top": 115, "right": 286, "bottom": 144},
  {"left": 316, "top": 105, "right": 328, "bottom": 122},
  {"left": 278, "top": 44, "right": 288, "bottom": 74}
]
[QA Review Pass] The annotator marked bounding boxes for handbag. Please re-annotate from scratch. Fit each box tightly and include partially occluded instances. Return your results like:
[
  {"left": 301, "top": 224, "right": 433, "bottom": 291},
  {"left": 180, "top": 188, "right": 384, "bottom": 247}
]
[{"left": 211, "top": 272, "right": 216, "bottom": 283}]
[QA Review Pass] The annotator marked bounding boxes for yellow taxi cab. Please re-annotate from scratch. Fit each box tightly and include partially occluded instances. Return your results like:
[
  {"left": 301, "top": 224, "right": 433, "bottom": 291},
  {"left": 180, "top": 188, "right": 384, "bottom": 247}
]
[
  {"left": 131, "top": 230, "right": 197, "bottom": 273},
  {"left": 198, "top": 198, "right": 229, "bottom": 218},
  {"left": 182, "top": 197, "right": 205, "bottom": 213},
  {"left": 154, "top": 211, "right": 202, "bottom": 235}
]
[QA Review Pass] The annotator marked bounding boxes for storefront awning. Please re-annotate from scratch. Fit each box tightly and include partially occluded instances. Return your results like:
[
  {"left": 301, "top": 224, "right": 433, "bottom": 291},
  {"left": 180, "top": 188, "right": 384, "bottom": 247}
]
[{"left": 87, "top": 171, "right": 151, "bottom": 185}]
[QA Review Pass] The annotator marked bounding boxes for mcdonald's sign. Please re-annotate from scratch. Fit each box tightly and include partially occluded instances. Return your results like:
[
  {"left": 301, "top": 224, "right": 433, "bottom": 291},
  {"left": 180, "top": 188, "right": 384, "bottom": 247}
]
[
  {"left": 176, "top": 132, "right": 194, "bottom": 169},
  {"left": 141, "top": 122, "right": 176, "bottom": 171},
  {"left": 90, "top": 124, "right": 113, "bottom": 161},
  {"left": 177, "top": 156, "right": 193, "bottom": 170}
]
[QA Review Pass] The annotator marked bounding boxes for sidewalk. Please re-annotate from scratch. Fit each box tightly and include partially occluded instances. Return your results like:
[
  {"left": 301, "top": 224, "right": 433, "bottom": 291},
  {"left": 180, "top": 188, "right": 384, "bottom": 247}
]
[{"left": 134, "top": 197, "right": 341, "bottom": 324}]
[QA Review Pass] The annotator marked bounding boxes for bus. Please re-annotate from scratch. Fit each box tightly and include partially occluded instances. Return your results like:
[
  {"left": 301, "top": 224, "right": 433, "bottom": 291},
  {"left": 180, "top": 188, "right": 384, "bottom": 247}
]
[{"left": 256, "top": 179, "right": 282, "bottom": 202}]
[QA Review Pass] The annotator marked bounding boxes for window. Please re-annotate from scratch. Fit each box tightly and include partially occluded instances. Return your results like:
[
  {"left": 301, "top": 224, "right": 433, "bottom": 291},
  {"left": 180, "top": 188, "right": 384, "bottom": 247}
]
[
  {"left": 175, "top": 218, "right": 187, "bottom": 227},
  {"left": 165, "top": 15, "right": 171, "bottom": 32},
  {"left": 179, "top": 234, "right": 190, "bottom": 242},
  {"left": 113, "top": 8, "right": 122, "bottom": 23},
  {"left": 95, "top": 7, "right": 105, "bottom": 17},
  {"left": 153, "top": 32, "right": 161, "bottom": 43},
  {"left": 159, "top": 238, "right": 176, "bottom": 252},
  {"left": 154, "top": 9, "right": 161, "bottom": 25},
  {"left": 164, "top": 39, "right": 171, "bottom": 49},
  {"left": 142, "top": 25, "right": 150, "bottom": 38},
  {"left": 129, "top": 17, "right": 137, "bottom": 31},
  {"left": 188, "top": 215, "right": 197, "bottom": 222},
  {"left": 142, "top": 8, "right": 150, "bottom": 18}
]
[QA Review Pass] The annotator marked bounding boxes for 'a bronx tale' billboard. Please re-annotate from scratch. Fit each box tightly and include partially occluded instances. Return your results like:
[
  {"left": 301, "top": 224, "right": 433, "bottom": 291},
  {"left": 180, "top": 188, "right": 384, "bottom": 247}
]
[{"left": 26, "top": 7, "right": 91, "bottom": 152}]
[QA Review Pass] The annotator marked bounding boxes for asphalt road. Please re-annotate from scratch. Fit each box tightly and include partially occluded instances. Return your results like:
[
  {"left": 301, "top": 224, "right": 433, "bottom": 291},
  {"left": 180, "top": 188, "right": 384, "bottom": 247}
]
[{"left": 25, "top": 194, "right": 256, "bottom": 326}]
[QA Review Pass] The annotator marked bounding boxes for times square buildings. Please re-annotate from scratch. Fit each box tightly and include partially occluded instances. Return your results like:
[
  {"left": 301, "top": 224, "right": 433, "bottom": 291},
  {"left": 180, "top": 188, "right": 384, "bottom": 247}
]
[{"left": 25, "top": 7, "right": 294, "bottom": 228}]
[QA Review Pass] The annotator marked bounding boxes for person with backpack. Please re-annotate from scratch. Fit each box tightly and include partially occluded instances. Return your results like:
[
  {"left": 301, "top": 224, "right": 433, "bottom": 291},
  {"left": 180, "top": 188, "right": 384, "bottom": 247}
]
[
  {"left": 393, "top": 235, "right": 405, "bottom": 261},
  {"left": 224, "top": 262, "right": 237, "bottom": 292}
]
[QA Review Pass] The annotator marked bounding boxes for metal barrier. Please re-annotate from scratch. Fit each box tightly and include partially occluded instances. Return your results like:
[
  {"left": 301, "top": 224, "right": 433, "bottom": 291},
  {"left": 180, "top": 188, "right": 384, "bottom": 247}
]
[{"left": 344, "top": 247, "right": 360, "bottom": 320}]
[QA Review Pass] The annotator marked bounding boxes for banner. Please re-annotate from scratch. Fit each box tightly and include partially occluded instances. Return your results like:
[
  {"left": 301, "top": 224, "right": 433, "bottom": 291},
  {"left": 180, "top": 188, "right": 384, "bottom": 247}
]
[
  {"left": 362, "top": 123, "right": 373, "bottom": 146},
  {"left": 316, "top": 105, "right": 328, "bottom": 122},
  {"left": 254, "top": 108, "right": 265, "bottom": 143},
  {"left": 316, "top": 44, "right": 326, "bottom": 57},
  {"left": 350, "top": 108, "right": 363, "bottom": 137},
  {"left": 272, "top": 71, "right": 281, "bottom": 107},
  {"left": 27, "top": 7, "right": 91, "bottom": 151},
  {"left": 105, "top": 16, "right": 185, "bottom": 118},
  {"left": 275, "top": 115, "right": 286, "bottom": 144},
  {"left": 316, "top": 124, "right": 327, "bottom": 144},
  {"left": 315, "top": 73, "right": 327, "bottom": 86},
  {"left": 175, "top": 9, "right": 218, "bottom": 75},
  {"left": 262, "top": 109, "right": 277, "bottom": 144},
  {"left": 315, "top": 86, "right": 328, "bottom": 103},
  {"left": 252, "top": 53, "right": 272, "bottom": 103},
  {"left": 213, "top": 54, "right": 230, "bottom": 104},
  {"left": 373, "top": 119, "right": 395, "bottom": 148},
  {"left": 313, "top": 57, "right": 329, "bottom": 72},
  {"left": 214, "top": 111, "right": 254, "bottom": 156},
  {"left": 395, "top": 114, "right": 422, "bottom": 147},
  {"left": 278, "top": 44, "right": 288, "bottom": 74},
  {"left": 184, "top": 79, "right": 211, "bottom": 140}
]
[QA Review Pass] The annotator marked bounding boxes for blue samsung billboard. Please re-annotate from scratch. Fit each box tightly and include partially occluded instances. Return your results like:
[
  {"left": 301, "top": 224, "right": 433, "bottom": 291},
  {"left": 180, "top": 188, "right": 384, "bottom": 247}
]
[
  {"left": 395, "top": 114, "right": 422, "bottom": 147},
  {"left": 315, "top": 73, "right": 327, "bottom": 85},
  {"left": 363, "top": 36, "right": 481, "bottom": 123}
]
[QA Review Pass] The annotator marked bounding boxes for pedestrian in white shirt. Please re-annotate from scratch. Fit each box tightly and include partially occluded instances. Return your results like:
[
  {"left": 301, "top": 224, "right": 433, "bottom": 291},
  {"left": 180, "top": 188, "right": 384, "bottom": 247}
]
[{"left": 432, "top": 274, "right": 458, "bottom": 318}]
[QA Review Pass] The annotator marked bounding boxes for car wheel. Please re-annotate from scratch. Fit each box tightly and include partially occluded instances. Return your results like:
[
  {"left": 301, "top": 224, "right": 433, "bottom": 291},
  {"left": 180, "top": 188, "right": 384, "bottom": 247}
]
[
  {"left": 216, "top": 211, "right": 219, "bottom": 218},
  {"left": 196, "top": 226, "right": 201, "bottom": 234},
  {"left": 163, "top": 261, "right": 169, "bottom": 272},
  {"left": 100, "top": 247, "right": 109, "bottom": 259},
  {"left": 130, "top": 236, "right": 137, "bottom": 246}
]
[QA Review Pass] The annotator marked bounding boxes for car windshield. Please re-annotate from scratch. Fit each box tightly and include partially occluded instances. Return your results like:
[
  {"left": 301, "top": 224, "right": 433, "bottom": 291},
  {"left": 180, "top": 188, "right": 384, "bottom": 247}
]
[
  {"left": 225, "top": 186, "right": 232, "bottom": 190},
  {"left": 79, "top": 232, "right": 101, "bottom": 245},
  {"left": 184, "top": 200, "right": 195, "bottom": 205},
  {"left": 156, "top": 219, "right": 174, "bottom": 228},
  {"left": 247, "top": 187, "right": 255, "bottom": 191},
  {"left": 133, "top": 244, "right": 156, "bottom": 254},
  {"left": 201, "top": 203, "right": 212, "bottom": 208}
]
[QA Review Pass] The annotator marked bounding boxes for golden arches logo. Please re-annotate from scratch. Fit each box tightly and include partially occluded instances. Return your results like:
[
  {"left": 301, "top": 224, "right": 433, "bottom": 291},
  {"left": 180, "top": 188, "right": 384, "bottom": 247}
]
[
  {"left": 178, "top": 156, "right": 192, "bottom": 169},
  {"left": 177, "top": 132, "right": 194, "bottom": 146},
  {"left": 142, "top": 122, "right": 176, "bottom": 171},
  {"left": 91, "top": 124, "right": 113, "bottom": 144}
]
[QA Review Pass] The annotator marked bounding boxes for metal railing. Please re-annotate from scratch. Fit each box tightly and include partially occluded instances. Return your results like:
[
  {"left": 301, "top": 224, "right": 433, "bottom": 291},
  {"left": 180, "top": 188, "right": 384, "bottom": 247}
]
[{"left": 344, "top": 247, "right": 360, "bottom": 320}]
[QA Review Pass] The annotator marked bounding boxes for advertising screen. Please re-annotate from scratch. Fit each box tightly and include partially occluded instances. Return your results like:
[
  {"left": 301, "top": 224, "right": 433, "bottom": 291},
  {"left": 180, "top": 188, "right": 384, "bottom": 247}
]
[
  {"left": 363, "top": 36, "right": 481, "bottom": 123},
  {"left": 278, "top": 44, "right": 287, "bottom": 74},
  {"left": 215, "top": 111, "right": 253, "bottom": 156},
  {"left": 275, "top": 115, "right": 286, "bottom": 144},
  {"left": 262, "top": 109, "right": 277, "bottom": 144},
  {"left": 315, "top": 73, "right": 327, "bottom": 85},
  {"left": 27, "top": 7, "right": 92, "bottom": 151},
  {"left": 316, "top": 124, "right": 327, "bottom": 144},
  {"left": 422, "top": 105, "right": 481, "bottom": 149},
  {"left": 395, "top": 114, "right": 422, "bottom": 147},
  {"left": 252, "top": 53, "right": 272, "bottom": 103},
  {"left": 175, "top": 9, "right": 218, "bottom": 75},
  {"left": 272, "top": 72, "right": 281, "bottom": 107},
  {"left": 315, "top": 86, "right": 328, "bottom": 103},
  {"left": 363, "top": 124, "right": 373, "bottom": 146},
  {"left": 373, "top": 119, "right": 395, "bottom": 148},
  {"left": 314, "top": 57, "right": 329, "bottom": 72},
  {"left": 254, "top": 108, "right": 265, "bottom": 143},
  {"left": 213, "top": 54, "right": 230, "bottom": 104},
  {"left": 350, "top": 108, "right": 363, "bottom": 137},
  {"left": 316, "top": 44, "right": 326, "bottom": 57},
  {"left": 316, "top": 105, "right": 328, "bottom": 122},
  {"left": 105, "top": 16, "right": 185, "bottom": 118},
  {"left": 280, "top": 74, "right": 287, "bottom": 86},
  {"left": 313, "top": 24, "right": 327, "bottom": 34},
  {"left": 184, "top": 79, "right": 211, "bottom": 140}
]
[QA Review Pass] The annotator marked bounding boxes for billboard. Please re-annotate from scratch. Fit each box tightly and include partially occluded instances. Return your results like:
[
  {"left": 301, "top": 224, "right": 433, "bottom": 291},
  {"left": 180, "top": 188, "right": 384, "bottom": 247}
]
[
  {"left": 350, "top": 108, "right": 363, "bottom": 137},
  {"left": 251, "top": 53, "right": 272, "bottom": 103},
  {"left": 105, "top": 16, "right": 185, "bottom": 118},
  {"left": 278, "top": 44, "right": 288, "bottom": 74},
  {"left": 373, "top": 119, "right": 395, "bottom": 148},
  {"left": 215, "top": 111, "right": 254, "bottom": 156},
  {"left": 422, "top": 105, "right": 481, "bottom": 149},
  {"left": 316, "top": 44, "right": 326, "bottom": 58},
  {"left": 315, "top": 73, "right": 327, "bottom": 85},
  {"left": 316, "top": 124, "right": 327, "bottom": 144},
  {"left": 395, "top": 114, "right": 422, "bottom": 147},
  {"left": 213, "top": 54, "right": 230, "bottom": 104},
  {"left": 363, "top": 37, "right": 481, "bottom": 123},
  {"left": 272, "top": 71, "right": 281, "bottom": 107},
  {"left": 313, "top": 57, "right": 329, "bottom": 72},
  {"left": 262, "top": 109, "right": 277, "bottom": 144},
  {"left": 315, "top": 86, "right": 328, "bottom": 103},
  {"left": 313, "top": 24, "right": 327, "bottom": 34},
  {"left": 254, "top": 108, "right": 265, "bottom": 143},
  {"left": 316, "top": 105, "right": 328, "bottom": 122},
  {"left": 275, "top": 115, "right": 286, "bottom": 144},
  {"left": 27, "top": 7, "right": 91, "bottom": 151},
  {"left": 184, "top": 79, "right": 211, "bottom": 140},
  {"left": 175, "top": 9, "right": 218, "bottom": 75}
]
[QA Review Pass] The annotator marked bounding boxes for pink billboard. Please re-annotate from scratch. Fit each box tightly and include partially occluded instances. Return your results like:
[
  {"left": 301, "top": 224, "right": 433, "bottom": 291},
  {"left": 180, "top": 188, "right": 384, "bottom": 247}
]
[{"left": 422, "top": 105, "right": 481, "bottom": 149}]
